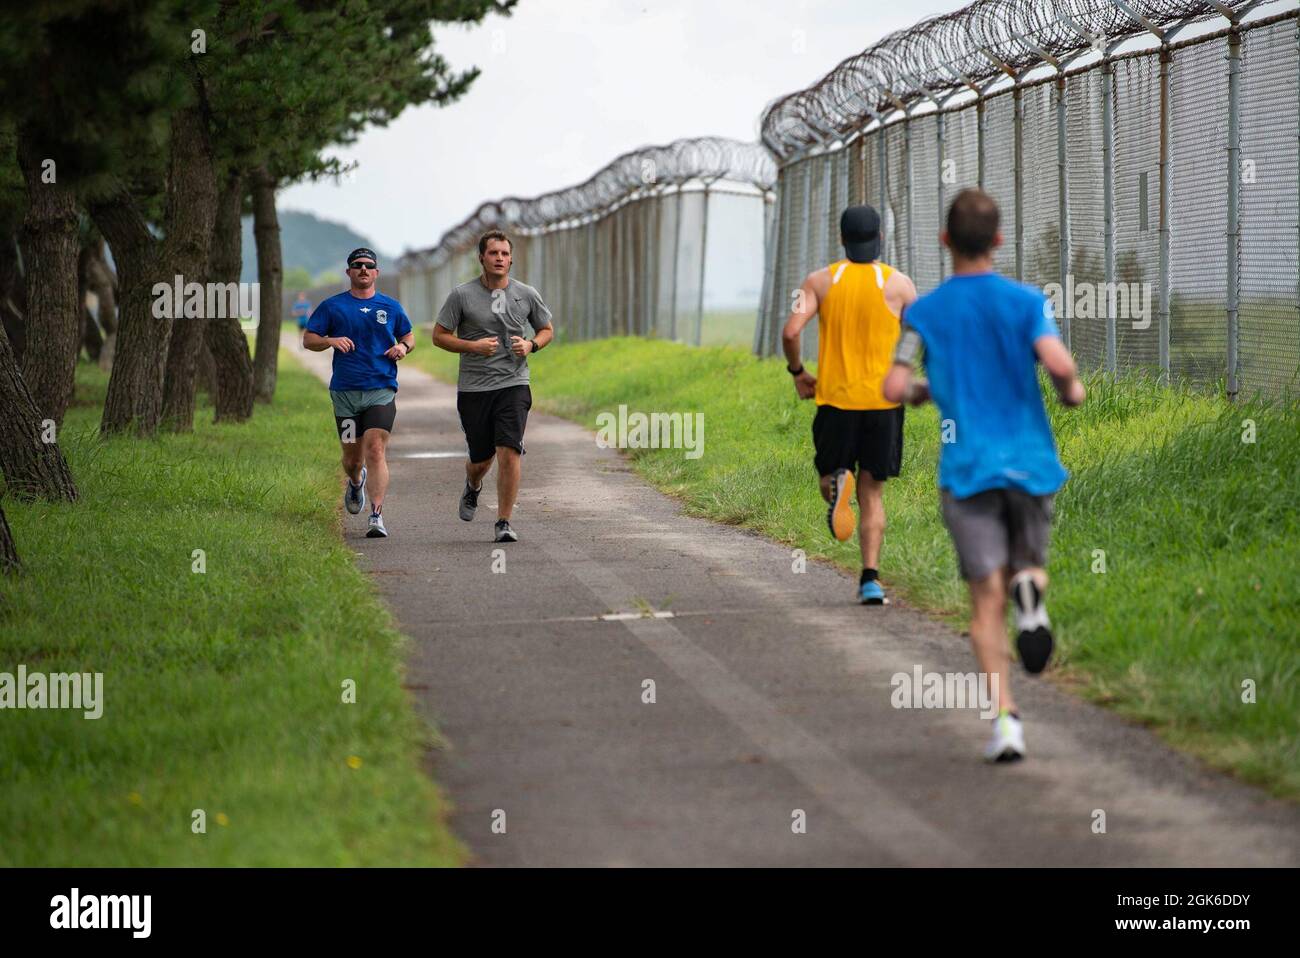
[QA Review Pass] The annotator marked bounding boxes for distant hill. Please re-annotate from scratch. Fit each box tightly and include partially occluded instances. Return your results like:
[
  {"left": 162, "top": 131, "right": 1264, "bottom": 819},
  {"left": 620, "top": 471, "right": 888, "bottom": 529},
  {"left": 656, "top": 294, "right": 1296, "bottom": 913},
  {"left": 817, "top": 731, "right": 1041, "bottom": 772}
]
[{"left": 240, "top": 210, "right": 389, "bottom": 284}]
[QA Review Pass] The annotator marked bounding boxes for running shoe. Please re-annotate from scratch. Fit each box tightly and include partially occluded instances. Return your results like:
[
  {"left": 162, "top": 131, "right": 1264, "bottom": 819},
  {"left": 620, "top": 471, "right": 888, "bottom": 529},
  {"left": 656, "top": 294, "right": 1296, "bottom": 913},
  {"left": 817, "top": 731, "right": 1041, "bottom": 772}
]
[
  {"left": 366, "top": 511, "right": 388, "bottom": 538},
  {"left": 984, "top": 711, "right": 1025, "bottom": 763},
  {"left": 494, "top": 519, "right": 518, "bottom": 543},
  {"left": 344, "top": 465, "right": 367, "bottom": 515},
  {"left": 459, "top": 480, "right": 481, "bottom": 522},
  {"left": 826, "top": 468, "right": 857, "bottom": 542},
  {"left": 1012, "top": 573, "right": 1053, "bottom": 674},
  {"left": 859, "top": 579, "right": 886, "bottom": 605}
]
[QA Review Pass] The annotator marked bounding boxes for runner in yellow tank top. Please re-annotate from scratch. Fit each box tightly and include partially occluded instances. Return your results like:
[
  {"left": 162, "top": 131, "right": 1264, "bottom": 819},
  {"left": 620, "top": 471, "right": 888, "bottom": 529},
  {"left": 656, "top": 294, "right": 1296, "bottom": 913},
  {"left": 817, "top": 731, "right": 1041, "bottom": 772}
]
[{"left": 782, "top": 205, "right": 917, "bottom": 605}]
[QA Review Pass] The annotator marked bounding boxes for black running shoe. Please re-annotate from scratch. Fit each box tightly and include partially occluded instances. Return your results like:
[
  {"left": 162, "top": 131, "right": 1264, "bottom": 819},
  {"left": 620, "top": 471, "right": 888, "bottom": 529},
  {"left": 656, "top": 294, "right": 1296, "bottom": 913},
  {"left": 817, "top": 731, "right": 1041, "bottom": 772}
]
[
  {"left": 459, "top": 481, "right": 481, "bottom": 522},
  {"left": 1012, "top": 574, "right": 1054, "bottom": 674},
  {"left": 494, "top": 519, "right": 518, "bottom": 543}
]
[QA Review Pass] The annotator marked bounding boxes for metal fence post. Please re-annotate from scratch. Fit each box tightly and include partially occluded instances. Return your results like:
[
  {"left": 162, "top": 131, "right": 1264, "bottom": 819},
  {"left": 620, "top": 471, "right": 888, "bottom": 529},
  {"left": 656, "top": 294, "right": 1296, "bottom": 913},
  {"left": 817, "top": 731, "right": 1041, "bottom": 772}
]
[
  {"left": 1057, "top": 75, "right": 1072, "bottom": 351},
  {"left": 1226, "top": 29, "right": 1241, "bottom": 397},
  {"left": 878, "top": 123, "right": 888, "bottom": 262},
  {"left": 670, "top": 187, "right": 683, "bottom": 341},
  {"left": 936, "top": 109, "right": 946, "bottom": 282},
  {"left": 1102, "top": 54, "right": 1117, "bottom": 373},
  {"left": 756, "top": 188, "right": 779, "bottom": 355},
  {"left": 1158, "top": 48, "right": 1171, "bottom": 380},
  {"left": 1013, "top": 85, "right": 1025, "bottom": 281},
  {"left": 905, "top": 117, "right": 915, "bottom": 276},
  {"left": 977, "top": 98, "right": 986, "bottom": 188},
  {"left": 696, "top": 180, "right": 712, "bottom": 346}
]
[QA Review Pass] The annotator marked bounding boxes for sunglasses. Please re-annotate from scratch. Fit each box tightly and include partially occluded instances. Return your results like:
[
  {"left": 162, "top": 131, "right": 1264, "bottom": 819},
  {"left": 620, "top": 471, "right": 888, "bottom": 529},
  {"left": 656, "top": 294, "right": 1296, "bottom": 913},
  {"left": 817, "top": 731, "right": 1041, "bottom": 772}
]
[{"left": 349, "top": 262, "right": 376, "bottom": 271}]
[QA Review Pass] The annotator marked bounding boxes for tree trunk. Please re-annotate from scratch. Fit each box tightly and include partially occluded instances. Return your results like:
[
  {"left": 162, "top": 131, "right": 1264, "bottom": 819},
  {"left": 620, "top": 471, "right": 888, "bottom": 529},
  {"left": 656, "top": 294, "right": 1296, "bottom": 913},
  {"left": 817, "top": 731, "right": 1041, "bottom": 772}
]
[
  {"left": 0, "top": 233, "right": 26, "bottom": 363},
  {"left": 0, "top": 321, "right": 78, "bottom": 501},
  {"left": 196, "top": 339, "right": 216, "bottom": 395},
  {"left": 17, "top": 130, "right": 82, "bottom": 427},
  {"left": 95, "top": 106, "right": 217, "bottom": 436},
  {"left": 0, "top": 502, "right": 17, "bottom": 572},
  {"left": 206, "top": 171, "right": 254, "bottom": 423},
  {"left": 251, "top": 167, "right": 282, "bottom": 403}
]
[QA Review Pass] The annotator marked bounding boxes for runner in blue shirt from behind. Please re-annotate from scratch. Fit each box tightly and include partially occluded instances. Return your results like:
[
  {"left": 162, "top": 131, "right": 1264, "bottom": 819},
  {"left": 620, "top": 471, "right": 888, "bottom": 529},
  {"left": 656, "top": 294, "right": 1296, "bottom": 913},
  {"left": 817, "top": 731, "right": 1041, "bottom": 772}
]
[{"left": 883, "top": 188, "right": 1086, "bottom": 764}]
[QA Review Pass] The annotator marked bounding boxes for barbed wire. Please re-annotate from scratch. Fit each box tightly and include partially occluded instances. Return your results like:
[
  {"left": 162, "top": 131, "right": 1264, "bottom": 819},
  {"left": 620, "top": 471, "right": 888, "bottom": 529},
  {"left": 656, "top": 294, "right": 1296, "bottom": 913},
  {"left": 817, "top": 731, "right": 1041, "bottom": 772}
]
[
  {"left": 399, "top": 136, "right": 776, "bottom": 270},
  {"left": 760, "top": 0, "right": 1263, "bottom": 160}
]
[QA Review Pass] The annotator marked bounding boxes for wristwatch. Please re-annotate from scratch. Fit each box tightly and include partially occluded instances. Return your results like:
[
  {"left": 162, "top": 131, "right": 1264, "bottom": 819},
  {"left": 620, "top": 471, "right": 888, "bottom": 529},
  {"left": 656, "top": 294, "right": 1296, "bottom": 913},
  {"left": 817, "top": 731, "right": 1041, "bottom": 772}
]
[{"left": 529, "top": 337, "right": 543, "bottom": 353}]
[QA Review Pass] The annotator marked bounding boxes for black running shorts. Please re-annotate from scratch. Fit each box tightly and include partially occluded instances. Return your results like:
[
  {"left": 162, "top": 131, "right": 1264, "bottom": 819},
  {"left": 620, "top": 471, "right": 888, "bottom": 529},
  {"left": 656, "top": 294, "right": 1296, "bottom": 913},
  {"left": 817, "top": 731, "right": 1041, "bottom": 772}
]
[
  {"left": 457, "top": 384, "right": 532, "bottom": 463},
  {"left": 334, "top": 400, "right": 396, "bottom": 440},
  {"left": 812, "top": 403, "right": 904, "bottom": 481}
]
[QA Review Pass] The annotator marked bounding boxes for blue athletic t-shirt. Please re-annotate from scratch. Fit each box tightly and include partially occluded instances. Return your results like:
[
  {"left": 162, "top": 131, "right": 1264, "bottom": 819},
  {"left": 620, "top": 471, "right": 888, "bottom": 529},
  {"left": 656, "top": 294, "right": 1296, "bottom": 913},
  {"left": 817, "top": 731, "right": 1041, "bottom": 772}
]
[
  {"left": 306, "top": 291, "right": 413, "bottom": 392},
  {"left": 901, "top": 272, "right": 1068, "bottom": 499}
]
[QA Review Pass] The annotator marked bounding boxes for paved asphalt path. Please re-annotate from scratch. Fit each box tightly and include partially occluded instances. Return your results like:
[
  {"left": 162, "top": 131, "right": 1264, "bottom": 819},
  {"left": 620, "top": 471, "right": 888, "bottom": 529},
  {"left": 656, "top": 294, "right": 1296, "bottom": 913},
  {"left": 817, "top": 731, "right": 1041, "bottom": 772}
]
[{"left": 288, "top": 337, "right": 1299, "bottom": 867}]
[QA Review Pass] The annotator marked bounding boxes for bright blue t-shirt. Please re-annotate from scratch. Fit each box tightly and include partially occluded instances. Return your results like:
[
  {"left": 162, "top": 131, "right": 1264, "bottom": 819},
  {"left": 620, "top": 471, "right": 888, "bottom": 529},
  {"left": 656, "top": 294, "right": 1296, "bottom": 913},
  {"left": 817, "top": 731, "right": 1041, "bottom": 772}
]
[
  {"left": 306, "top": 291, "right": 413, "bottom": 392},
  {"left": 901, "top": 272, "right": 1068, "bottom": 499}
]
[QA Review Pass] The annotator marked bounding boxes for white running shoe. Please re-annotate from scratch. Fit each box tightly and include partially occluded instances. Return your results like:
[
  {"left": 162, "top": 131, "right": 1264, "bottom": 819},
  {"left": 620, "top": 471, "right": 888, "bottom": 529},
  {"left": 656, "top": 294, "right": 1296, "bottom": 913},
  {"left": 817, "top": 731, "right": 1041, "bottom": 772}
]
[
  {"left": 984, "top": 711, "right": 1026, "bottom": 763},
  {"left": 366, "top": 511, "right": 388, "bottom": 538},
  {"left": 344, "top": 466, "right": 367, "bottom": 515}
]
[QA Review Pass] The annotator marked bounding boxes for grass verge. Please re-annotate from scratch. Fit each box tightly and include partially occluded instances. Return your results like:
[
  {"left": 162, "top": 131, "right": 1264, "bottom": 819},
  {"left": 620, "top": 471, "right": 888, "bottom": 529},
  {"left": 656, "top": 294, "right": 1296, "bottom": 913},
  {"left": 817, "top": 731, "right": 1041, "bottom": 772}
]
[
  {"left": 411, "top": 336, "right": 1299, "bottom": 799},
  {"left": 0, "top": 353, "right": 462, "bottom": 865}
]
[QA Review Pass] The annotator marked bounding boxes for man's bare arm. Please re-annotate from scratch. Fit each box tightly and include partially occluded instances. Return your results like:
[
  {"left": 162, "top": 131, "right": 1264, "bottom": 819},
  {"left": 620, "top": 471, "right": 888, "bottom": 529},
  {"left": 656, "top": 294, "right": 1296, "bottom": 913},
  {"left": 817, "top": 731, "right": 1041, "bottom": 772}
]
[
  {"left": 781, "top": 272, "right": 823, "bottom": 399},
  {"left": 1035, "top": 335, "right": 1085, "bottom": 407},
  {"left": 303, "top": 330, "right": 353, "bottom": 353},
  {"left": 433, "top": 323, "right": 496, "bottom": 356}
]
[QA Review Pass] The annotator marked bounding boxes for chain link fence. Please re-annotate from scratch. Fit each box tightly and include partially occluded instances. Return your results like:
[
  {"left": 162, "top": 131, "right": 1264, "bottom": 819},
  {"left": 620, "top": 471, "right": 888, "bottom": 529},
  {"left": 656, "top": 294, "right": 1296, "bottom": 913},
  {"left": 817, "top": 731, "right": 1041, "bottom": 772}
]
[
  {"left": 397, "top": 137, "right": 774, "bottom": 350},
  {"left": 756, "top": 1, "right": 1300, "bottom": 398}
]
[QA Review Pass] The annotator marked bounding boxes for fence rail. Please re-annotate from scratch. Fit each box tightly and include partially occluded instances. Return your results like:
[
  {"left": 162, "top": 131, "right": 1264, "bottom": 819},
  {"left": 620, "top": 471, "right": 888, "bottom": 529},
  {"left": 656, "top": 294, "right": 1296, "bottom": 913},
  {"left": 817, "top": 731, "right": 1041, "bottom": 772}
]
[{"left": 756, "top": 0, "right": 1300, "bottom": 397}]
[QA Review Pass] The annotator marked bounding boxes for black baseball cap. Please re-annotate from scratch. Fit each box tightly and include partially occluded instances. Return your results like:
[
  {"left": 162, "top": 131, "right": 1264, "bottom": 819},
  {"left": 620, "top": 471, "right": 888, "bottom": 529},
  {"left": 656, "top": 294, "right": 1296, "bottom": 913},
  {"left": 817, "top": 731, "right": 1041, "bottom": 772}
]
[
  {"left": 347, "top": 247, "right": 378, "bottom": 267},
  {"left": 840, "top": 206, "right": 881, "bottom": 263}
]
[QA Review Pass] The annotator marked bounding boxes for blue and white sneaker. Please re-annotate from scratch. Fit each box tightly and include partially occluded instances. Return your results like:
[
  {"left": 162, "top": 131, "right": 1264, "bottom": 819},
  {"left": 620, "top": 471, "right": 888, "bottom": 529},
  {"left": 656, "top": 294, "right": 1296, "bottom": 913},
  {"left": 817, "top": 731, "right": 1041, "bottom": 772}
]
[
  {"left": 344, "top": 466, "right": 367, "bottom": 515},
  {"left": 859, "top": 579, "right": 886, "bottom": 605},
  {"left": 366, "top": 510, "right": 388, "bottom": 538}
]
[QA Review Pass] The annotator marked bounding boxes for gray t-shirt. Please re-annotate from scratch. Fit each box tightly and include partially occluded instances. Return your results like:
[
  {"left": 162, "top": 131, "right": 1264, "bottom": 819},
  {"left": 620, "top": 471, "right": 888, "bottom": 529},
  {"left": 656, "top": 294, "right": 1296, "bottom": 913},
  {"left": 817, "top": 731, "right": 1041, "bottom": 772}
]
[{"left": 436, "top": 278, "right": 553, "bottom": 392}]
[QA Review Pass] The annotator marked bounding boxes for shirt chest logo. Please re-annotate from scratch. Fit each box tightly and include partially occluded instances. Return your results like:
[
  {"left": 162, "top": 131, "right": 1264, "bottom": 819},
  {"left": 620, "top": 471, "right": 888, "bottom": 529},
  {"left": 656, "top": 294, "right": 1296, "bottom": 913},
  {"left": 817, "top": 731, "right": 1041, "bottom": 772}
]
[{"left": 376, "top": 309, "right": 388, "bottom": 324}]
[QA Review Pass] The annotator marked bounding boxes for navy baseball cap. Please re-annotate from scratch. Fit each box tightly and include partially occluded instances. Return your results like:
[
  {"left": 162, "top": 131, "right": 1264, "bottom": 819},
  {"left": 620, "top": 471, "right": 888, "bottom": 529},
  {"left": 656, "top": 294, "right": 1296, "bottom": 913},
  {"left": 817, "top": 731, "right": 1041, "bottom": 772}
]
[
  {"left": 840, "top": 206, "right": 881, "bottom": 263},
  {"left": 347, "top": 247, "right": 378, "bottom": 267}
]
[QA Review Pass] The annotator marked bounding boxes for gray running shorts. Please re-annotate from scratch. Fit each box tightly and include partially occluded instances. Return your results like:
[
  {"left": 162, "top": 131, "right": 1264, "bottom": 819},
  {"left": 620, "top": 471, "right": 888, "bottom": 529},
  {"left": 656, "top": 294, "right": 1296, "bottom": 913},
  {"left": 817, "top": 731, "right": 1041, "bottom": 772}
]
[{"left": 940, "top": 487, "right": 1055, "bottom": 582}]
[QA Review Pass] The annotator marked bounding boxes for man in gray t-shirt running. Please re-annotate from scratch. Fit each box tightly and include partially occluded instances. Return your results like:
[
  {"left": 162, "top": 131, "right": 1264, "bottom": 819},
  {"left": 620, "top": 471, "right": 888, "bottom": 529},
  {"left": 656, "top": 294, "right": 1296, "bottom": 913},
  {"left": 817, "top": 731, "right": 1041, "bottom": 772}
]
[{"left": 433, "top": 229, "right": 554, "bottom": 543}]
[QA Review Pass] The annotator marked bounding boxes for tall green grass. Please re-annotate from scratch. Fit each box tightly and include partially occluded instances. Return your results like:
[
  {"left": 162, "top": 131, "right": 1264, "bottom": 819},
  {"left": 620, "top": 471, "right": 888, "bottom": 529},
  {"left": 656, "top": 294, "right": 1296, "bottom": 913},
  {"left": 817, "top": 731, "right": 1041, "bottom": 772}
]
[
  {"left": 0, "top": 356, "right": 462, "bottom": 865},
  {"left": 411, "top": 337, "right": 1299, "bottom": 798}
]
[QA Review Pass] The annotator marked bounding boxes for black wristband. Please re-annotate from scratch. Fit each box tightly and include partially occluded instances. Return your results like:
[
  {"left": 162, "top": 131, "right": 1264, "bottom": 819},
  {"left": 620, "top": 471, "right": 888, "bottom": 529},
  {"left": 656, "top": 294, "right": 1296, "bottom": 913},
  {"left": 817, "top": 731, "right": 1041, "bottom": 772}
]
[
  {"left": 530, "top": 337, "right": 544, "bottom": 353},
  {"left": 787, "top": 363, "right": 804, "bottom": 376}
]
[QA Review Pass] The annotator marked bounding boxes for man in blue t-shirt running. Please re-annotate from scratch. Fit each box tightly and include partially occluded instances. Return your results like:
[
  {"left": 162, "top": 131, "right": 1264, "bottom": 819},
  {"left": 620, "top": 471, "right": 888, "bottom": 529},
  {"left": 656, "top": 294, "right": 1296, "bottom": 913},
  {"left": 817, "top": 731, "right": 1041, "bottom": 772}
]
[
  {"left": 883, "top": 188, "right": 1085, "bottom": 764},
  {"left": 303, "top": 248, "right": 414, "bottom": 539}
]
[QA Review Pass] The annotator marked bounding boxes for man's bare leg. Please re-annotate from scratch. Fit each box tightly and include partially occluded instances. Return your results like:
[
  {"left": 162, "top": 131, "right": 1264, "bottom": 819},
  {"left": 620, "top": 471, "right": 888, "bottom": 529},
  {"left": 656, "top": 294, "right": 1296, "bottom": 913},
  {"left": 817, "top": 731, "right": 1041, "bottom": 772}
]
[
  {"left": 495, "top": 446, "right": 521, "bottom": 520},
  {"left": 341, "top": 434, "right": 364, "bottom": 485},
  {"left": 856, "top": 473, "right": 885, "bottom": 570},
  {"left": 362, "top": 429, "right": 391, "bottom": 511},
  {"left": 466, "top": 454, "right": 494, "bottom": 491},
  {"left": 968, "top": 568, "right": 1016, "bottom": 716}
]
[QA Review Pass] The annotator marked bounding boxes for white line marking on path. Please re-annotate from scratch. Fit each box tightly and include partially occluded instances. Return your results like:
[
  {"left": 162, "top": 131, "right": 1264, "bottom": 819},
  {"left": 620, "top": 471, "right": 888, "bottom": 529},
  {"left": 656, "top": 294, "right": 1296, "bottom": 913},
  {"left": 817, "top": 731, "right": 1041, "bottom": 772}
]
[{"left": 539, "top": 535, "right": 973, "bottom": 866}]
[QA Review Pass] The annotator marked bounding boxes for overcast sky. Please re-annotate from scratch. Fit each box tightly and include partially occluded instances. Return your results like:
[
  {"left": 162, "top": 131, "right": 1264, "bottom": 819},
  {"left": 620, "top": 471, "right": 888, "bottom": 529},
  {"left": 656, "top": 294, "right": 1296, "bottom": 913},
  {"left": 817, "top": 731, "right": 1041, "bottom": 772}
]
[{"left": 277, "top": 0, "right": 966, "bottom": 256}]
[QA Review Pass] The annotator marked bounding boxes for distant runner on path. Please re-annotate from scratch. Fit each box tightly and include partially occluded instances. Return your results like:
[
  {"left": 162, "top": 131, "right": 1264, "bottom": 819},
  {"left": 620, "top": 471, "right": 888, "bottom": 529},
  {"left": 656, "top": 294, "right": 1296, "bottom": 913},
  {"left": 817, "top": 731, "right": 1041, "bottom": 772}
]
[
  {"left": 883, "top": 188, "right": 1085, "bottom": 763},
  {"left": 782, "top": 204, "right": 917, "bottom": 605},
  {"left": 292, "top": 291, "right": 312, "bottom": 342},
  {"left": 433, "top": 229, "right": 553, "bottom": 543},
  {"left": 302, "top": 247, "right": 414, "bottom": 539}
]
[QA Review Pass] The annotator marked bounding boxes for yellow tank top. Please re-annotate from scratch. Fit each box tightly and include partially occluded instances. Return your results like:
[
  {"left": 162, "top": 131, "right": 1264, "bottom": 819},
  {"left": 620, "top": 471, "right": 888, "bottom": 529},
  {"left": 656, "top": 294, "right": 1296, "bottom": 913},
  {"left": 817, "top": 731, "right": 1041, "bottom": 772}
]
[{"left": 814, "top": 259, "right": 902, "bottom": 410}]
